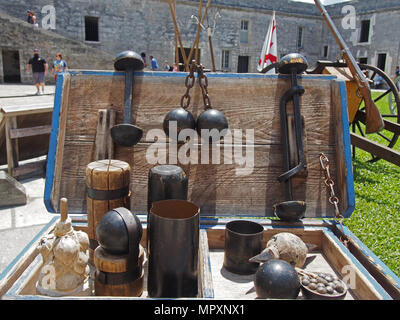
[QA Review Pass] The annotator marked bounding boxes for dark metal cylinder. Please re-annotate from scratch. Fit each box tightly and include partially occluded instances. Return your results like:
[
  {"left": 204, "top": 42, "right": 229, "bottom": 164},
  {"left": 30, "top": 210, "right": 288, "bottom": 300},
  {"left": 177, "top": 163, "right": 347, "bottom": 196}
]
[
  {"left": 147, "top": 165, "right": 188, "bottom": 213},
  {"left": 147, "top": 199, "right": 200, "bottom": 298},
  {"left": 223, "top": 220, "right": 264, "bottom": 275}
]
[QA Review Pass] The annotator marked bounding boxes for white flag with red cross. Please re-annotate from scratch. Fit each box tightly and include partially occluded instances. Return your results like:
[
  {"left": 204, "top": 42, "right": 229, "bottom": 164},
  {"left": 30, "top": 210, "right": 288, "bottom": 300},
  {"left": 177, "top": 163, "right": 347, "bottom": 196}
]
[{"left": 257, "top": 11, "right": 277, "bottom": 73}]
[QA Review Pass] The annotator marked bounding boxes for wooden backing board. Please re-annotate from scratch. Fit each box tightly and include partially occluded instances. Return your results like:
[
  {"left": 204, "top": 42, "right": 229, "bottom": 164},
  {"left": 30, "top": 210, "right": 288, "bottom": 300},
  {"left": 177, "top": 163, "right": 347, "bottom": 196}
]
[{"left": 44, "top": 71, "right": 354, "bottom": 218}]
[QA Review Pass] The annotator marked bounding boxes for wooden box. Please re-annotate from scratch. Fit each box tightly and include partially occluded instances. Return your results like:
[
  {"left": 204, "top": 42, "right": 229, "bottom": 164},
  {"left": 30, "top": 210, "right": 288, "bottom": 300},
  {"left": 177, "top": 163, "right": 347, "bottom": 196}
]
[{"left": 1, "top": 70, "right": 400, "bottom": 300}]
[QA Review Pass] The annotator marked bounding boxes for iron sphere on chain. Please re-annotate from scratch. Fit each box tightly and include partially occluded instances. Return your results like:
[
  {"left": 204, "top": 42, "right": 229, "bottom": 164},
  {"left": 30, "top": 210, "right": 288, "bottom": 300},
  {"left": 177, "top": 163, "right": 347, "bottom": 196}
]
[
  {"left": 163, "top": 107, "right": 196, "bottom": 141},
  {"left": 196, "top": 108, "right": 229, "bottom": 141}
]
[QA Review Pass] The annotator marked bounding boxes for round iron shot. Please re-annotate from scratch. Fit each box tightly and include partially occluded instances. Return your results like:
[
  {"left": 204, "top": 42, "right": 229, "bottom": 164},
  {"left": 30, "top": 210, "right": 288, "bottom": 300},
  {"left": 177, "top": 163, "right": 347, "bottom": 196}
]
[
  {"left": 111, "top": 50, "right": 144, "bottom": 147},
  {"left": 273, "top": 200, "right": 306, "bottom": 222},
  {"left": 223, "top": 220, "right": 264, "bottom": 275},
  {"left": 96, "top": 207, "right": 143, "bottom": 255},
  {"left": 254, "top": 259, "right": 301, "bottom": 299},
  {"left": 278, "top": 53, "right": 308, "bottom": 75},
  {"left": 163, "top": 107, "right": 196, "bottom": 141},
  {"left": 196, "top": 109, "right": 229, "bottom": 142}
]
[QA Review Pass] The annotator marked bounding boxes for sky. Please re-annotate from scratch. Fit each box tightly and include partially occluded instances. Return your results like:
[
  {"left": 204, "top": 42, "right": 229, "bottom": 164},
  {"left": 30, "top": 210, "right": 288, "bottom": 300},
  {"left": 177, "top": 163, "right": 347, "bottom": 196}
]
[{"left": 291, "top": 0, "right": 351, "bottom": 4}]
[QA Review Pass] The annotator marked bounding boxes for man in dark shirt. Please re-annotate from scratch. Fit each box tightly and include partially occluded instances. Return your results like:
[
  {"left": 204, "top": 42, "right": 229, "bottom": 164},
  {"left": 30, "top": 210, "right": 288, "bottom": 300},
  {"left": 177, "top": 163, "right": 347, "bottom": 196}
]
[{"left": 26, "top": 49, "right": 48, "bottom": 95}]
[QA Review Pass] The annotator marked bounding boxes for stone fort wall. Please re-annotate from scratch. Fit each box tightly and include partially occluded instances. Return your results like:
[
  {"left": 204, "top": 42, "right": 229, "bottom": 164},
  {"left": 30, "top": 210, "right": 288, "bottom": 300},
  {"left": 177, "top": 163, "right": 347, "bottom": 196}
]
[{"left": 0, "top": 0, "right": 399, "bottom": 81}]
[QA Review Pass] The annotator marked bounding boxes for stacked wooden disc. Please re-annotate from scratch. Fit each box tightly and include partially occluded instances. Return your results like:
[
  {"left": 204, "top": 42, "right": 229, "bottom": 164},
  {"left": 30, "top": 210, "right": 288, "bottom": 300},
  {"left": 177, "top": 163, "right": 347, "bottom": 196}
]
[
  {"left": 86, "top": 159, "right": 131, "bottom": 264},
  {"left": 94, "top": 245, "right": 145, "bottom": 297}
]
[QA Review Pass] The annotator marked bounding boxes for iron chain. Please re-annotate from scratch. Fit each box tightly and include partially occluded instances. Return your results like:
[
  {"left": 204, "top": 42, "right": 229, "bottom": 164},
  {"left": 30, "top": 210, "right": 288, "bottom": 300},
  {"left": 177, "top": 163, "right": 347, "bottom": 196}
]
[
  {"left": 319, "top": 153, "right": 349, "bottom": 246},
  {"left": 197, "top": 64, "right": 212, "bottom": 110},
  {"left": 180, "top": 62, "right": 197, "bottom": 109}
]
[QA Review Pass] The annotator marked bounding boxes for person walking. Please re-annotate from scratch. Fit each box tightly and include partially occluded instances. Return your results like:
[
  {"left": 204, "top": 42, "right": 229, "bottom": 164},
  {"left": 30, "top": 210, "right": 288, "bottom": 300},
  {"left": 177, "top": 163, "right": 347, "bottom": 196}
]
[
  {"left": 26, "top": 49, "right": 48, "bottom": 95},
  {"left": 51, "top": 53, "right": 68, "bottom": 82},
  {"left": 150, "top": 55, "right": 159, "bottom": 71}
]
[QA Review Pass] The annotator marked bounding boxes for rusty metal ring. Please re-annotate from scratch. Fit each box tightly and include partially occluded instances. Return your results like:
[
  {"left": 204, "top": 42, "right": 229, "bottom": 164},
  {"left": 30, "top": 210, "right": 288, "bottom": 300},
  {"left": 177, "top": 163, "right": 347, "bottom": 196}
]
[
  {"left": 329, "top": 195, "right": 339, "bottom": 205},
  {"left": 185, "top": 74, "right": 195, "bottom": 89},
  {"left": 319, "top": 153, "right": 329, "bottom": 169},
  {"left": 203, "top": 95, "right": 212, "bottom": 109},
  {"left": 180, "top": 95, "right": 191, "bottom": 109},
  {"left": 324, "top": 178, "right": 335, "bottom": 187}
]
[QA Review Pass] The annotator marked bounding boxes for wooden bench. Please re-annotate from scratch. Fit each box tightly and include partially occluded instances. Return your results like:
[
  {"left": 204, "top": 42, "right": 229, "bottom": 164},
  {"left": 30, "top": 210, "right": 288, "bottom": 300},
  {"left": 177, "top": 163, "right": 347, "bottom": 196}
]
[{"left": 0, "top": 104, "right": 52, "bottom": 177}]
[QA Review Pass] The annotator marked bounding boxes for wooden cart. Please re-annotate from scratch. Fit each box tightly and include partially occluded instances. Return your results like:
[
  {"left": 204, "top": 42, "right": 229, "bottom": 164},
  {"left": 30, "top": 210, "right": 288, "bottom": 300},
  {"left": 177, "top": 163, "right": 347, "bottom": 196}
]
[{"left": 1, "top": 70, "right": 399, "bottom": 300}]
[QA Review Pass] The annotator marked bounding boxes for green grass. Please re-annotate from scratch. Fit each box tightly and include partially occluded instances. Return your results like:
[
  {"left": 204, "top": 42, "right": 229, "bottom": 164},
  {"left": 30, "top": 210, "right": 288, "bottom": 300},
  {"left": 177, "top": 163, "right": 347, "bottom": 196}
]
[{"left": 345, "top": 90, "right": 400, "bottom": 278}]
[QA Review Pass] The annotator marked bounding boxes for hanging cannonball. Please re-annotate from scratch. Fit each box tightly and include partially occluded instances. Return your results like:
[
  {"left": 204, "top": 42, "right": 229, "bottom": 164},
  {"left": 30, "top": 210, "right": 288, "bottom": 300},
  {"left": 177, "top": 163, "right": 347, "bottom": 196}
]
[
  {"left": 96, "top": 208, "right": 142, "bottom": 255},
  {"left": 196, "top": 109, "right": 229, "bottom": 141},
  {"left": 254, "top": 259, "right": 300, "bottom": 299},
  {"left": 163, "top": 107, "right": 196, "bottom": 140}
]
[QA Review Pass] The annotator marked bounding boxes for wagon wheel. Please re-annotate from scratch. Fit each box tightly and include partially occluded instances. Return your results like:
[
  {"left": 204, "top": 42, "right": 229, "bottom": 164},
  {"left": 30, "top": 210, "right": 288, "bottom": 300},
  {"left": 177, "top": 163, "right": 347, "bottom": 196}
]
[
  {"left": 389, "top": 76, "right": 400, "bottom": 115},
  {"left": 351, "top": 63, "right": 400, "bottom": 162}
]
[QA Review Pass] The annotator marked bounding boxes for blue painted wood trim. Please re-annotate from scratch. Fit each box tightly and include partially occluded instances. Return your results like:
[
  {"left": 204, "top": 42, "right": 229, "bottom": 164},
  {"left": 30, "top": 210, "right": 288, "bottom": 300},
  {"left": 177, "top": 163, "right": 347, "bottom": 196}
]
[
  {"left": 322, "top": 227, "right": 392, "bottom": 300},
  {"left": 68, "top": 69, "right": 337, "bottom": 81},
  {"left": 338, "top": 80, "right": 356, "bottom": 218},
  {"left": 43, "top": 73, "right": 65, "bottom": 213},
  {"left": 341, "top": 224, "right": 400, "bottom": 293},
  {"left": 0, "top": 217, "right": 58, "bottom": 282}
]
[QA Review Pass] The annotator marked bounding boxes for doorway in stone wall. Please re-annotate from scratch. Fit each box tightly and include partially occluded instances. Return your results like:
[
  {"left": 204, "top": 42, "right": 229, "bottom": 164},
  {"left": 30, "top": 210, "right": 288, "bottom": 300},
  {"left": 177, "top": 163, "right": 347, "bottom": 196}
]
[
  {"left": 176, "top": 47, "right": 201, "bottom": 71},
  {"left": 237, "top": 55, "right": 249, "bottom": 73},
  {"left": 2, "top": 49, "right": 21, "bottom": 83}
]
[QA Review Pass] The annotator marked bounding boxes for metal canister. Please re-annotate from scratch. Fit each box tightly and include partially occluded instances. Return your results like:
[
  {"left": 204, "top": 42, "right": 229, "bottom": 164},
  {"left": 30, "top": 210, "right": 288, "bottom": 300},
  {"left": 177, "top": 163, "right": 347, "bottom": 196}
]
[
  {"left": 147, "top": 165, "right": 188, "bottom": 212},
  {"left": 223, "top": 220, "right": 264, "bottom": 275},
  {"left": 147, "top": 199, "right": 199, "bottom": 298}
]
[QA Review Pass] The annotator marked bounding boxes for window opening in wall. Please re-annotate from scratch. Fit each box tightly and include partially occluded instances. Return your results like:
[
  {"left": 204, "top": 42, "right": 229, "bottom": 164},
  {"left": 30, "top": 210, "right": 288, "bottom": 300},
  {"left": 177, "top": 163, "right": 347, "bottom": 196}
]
[
  {"left": 358, "top": 57, "right": 368, "bottom": 64},
  {"left": 323, "top": 46, "right": 329, "bottom": 58},
  {"left": 297, "top": 27, "right": 304, "bottom": 48},
  {"left": 377, "top": 53, "right": 387, "bottom": 72},
  {"left": 359, "top": 20, "right": 370, "bottom": 43},
  {"left": 221, "top": 50, "right": 230, "bottom": 69},
  {"left": 240, "top": 20, "right": 249, "bottom": 44},
  {"left": 85, "top": 16, "right": 99, "bottom": 42}
]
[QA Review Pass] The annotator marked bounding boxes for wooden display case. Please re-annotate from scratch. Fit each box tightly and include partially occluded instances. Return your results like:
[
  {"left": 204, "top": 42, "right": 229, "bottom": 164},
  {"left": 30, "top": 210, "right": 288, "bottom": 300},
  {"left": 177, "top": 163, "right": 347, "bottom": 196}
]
[{"left": 1, "top": 70, "right": 399, "bottom": 300}]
